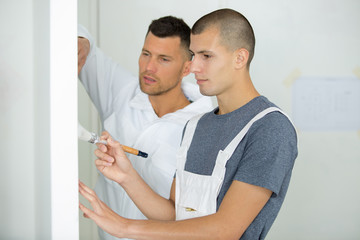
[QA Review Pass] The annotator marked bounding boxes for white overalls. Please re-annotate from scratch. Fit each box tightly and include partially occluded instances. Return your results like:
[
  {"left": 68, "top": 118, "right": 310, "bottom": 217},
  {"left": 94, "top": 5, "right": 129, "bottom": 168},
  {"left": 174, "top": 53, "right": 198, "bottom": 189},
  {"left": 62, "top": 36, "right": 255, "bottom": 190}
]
[{"left": 175, "top": 107, "right": 289, "bottom": 220}]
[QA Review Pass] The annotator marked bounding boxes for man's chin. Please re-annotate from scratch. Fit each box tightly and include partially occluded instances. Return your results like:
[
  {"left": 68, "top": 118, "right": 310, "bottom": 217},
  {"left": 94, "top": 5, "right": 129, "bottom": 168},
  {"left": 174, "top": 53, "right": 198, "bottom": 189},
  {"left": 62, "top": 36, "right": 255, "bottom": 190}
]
[
  {"left": 140, "top": 84, "right": 161, "bottom": 96},
  {"left": 199, "top": 88, "right": 215, "bottom": 97}
]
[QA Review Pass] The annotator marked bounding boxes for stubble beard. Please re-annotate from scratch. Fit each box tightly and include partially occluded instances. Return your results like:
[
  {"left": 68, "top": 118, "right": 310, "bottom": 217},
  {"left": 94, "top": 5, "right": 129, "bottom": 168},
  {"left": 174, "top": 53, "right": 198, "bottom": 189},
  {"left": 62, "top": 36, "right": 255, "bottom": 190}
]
[{"left": 139, "top": 75, "right": 180, "bottom": 97}]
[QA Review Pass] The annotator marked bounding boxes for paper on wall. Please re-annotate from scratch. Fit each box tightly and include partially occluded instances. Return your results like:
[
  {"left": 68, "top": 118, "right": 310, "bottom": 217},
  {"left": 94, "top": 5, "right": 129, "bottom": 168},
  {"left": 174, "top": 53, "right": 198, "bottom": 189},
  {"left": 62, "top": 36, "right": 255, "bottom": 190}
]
[{"left": 292, "top": 76, "right": 360, "bottom": 131}]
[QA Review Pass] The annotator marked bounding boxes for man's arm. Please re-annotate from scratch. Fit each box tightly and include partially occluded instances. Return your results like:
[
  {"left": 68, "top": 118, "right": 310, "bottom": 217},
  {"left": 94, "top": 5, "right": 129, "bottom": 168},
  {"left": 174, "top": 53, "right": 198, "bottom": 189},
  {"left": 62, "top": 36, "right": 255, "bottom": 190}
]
[
  {"left": 80, "top": 177, "right": 272, "bottom": 240},
  {"left": 78, "top": 36, "right": 90, "bottom": 74},
  {"left": 77, "top": 24, "right": 136, "bottom": 121},
  {"left": 94, "top": 131, "right": 176, "bottom": 221},
  {"left": 81, "top": 132, "right": 272, "bottom": 239}
]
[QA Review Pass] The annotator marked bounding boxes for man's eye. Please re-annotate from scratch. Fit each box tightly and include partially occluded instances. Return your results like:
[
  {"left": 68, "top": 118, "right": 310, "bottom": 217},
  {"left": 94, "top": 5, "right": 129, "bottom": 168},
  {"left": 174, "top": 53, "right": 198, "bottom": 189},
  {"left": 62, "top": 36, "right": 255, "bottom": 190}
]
[
  {"left": 161, "top": 58, "right": 170, "bottom": 62},
  {"left": 190, "top": 53, "right": 195, "bottom": 61},
  {"left": 142, "top": 52, "right": 150, "bottom": 56},
  {"left": 204, "top": 54, "right": 212, "bottom": 59}
]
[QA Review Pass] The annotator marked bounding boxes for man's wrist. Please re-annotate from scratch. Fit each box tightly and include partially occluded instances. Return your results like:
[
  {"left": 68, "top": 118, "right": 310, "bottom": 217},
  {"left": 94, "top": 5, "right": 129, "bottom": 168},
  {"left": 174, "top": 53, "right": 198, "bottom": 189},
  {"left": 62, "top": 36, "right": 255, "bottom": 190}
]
[{"left": 117, "top": 166, "right": 138, "bottom": 187}]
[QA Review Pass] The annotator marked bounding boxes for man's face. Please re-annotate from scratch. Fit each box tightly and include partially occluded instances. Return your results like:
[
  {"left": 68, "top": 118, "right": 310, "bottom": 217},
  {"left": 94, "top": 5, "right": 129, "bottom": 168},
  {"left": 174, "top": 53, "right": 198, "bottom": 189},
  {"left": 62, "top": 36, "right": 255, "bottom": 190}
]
[
  {"left": 138, "top": 32, "right": 189, "bottom": 96},
  {"left": 189, "top": 28, "right": 234, "bottom": 97}
]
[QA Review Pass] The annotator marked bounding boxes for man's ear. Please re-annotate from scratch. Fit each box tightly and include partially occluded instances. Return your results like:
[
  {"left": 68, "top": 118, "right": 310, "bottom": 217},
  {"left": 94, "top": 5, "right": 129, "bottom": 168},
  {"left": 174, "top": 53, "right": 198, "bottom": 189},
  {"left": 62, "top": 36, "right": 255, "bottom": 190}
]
[
  {"left": 233, "top": 48, "right": 249, "bottom": 69},
  {"left": 182, "top": 60, "right": 192, "bottom": 77}
]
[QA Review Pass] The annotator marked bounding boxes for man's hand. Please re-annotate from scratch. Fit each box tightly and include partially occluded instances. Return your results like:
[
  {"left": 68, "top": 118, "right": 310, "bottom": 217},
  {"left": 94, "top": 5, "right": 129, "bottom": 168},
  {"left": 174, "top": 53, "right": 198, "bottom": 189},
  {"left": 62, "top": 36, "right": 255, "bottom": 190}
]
[
  {"left": 79, "top": 181, "right": 127, "bottom": 238},
  {"left": 78, "top": 37, "right": 90, "bottom": 74},
  {"left": 94, "top": 131, "right": 135, "bottom": 184}
]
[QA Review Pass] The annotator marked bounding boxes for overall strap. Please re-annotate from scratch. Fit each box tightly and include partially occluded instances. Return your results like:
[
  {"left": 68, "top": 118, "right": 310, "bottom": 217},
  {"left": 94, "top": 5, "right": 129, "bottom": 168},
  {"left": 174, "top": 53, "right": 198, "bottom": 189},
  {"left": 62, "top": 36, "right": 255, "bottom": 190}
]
[
  {"left": 177, "top": 113, "right": 205, "bottom": 170},
  {"left": 212, "top": 107, "right": 284, "bottom": 177}
]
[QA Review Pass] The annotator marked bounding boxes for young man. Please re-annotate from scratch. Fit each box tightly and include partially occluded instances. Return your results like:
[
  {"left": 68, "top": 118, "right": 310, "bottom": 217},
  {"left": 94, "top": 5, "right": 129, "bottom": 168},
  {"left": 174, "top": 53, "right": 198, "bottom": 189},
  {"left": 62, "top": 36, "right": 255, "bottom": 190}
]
[
  {"left": 78, "top": 16, "right": 213, "bottom": 240},
  {"left": 79, "top": 8, "right": 298, "bottom": 240}
]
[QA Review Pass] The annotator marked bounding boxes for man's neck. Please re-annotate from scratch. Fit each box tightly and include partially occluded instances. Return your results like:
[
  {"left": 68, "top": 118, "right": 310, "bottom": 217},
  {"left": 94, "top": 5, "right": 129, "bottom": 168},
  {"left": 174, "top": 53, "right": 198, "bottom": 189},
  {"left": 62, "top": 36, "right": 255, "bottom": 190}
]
[
  {"left": 216, "top": 75, "right": 260, "bottom": 115},
  {"left": 149, "top": 89, "right": 190, "bottom": 118}
]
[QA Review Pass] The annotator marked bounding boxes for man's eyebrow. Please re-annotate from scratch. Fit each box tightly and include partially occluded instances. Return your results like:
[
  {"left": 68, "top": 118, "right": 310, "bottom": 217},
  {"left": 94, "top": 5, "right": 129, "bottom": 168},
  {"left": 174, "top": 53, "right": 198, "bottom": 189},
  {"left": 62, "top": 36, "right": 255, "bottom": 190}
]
[
  {"left": 189, "top": 49, "right": 213, "bottom": 55},
  {"left": 141, "top": 48, "right": 173, "bottom": 59},
  {"left": 141, "top": 48, "right": 150, "bottom": 55},
  {"left": 159, "top": 54, "right": 173, "bottom": 60}
]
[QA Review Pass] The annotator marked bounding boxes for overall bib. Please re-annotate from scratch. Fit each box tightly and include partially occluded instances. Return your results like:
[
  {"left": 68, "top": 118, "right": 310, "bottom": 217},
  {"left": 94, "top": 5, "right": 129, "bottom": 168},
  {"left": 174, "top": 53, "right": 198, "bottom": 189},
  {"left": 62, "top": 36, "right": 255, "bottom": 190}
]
[{"left": 175, "top": 107, "right": 288, "bottom": 220}]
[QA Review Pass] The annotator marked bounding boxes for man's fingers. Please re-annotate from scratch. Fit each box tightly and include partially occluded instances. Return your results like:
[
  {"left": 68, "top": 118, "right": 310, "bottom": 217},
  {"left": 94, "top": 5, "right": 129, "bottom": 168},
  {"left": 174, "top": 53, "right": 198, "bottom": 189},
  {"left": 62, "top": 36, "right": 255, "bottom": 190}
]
[
  {"left": 96, "top": 132, "right": 110, "bottom": 152},
  {"left": 99, "top": 132, "right": 126, "bottom": 159},
  {"left": 107, "top": 137, "right": 126, "bottom": 158},
  {"left": 95, "top": 159, "right": 113, "bottom": 167},
  {"left": 101, "top": 131, "right": 111, "bottom": 139},
  {"left": 95, "top": 142, "right": 108, "bottom": 152},
  {"left": 94, "top": 149, "right": 114, "bottom": 162},
  {"left": 79, "top": 181, "right": 96, "bottom": 195},
  {"left": 78, "top": 37, "right": 90, "bottom": 74},
  {"left": 79, "top": 181, "right": 102, "bottom": 208},
  {"left": 79, "top": 203, "right": 97, "bottom": 220},
  {"left": 79, "top": 183, "right": 97, "bottom": 203},
  {"left": 79, "top": 181, "right": 106, "bottom": 214}
]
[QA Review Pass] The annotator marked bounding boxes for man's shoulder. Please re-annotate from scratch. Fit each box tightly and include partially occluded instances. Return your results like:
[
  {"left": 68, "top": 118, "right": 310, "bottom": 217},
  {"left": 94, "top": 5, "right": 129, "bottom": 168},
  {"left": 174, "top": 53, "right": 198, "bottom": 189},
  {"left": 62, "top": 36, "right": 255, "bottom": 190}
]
[{"left": 248, "top": 110, "right": 297, "bottom": 152}]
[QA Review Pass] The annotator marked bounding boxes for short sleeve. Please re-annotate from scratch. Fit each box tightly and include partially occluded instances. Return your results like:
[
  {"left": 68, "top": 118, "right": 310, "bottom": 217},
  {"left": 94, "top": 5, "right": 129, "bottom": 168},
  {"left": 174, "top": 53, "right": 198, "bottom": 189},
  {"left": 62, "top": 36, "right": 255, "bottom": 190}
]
[{"left": 233, "top": 112, "right": 298, "bottom": 196}]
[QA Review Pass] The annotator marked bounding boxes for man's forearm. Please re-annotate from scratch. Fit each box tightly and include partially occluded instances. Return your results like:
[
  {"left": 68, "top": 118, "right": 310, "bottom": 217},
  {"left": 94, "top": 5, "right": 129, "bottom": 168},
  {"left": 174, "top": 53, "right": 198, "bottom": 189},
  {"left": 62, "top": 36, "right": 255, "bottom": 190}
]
[
  {"left": 121, "top": 213, "right": 232, "bottom": 240},
  {"left": 119, "top": 168, "right": 176, "bottom": 221}
]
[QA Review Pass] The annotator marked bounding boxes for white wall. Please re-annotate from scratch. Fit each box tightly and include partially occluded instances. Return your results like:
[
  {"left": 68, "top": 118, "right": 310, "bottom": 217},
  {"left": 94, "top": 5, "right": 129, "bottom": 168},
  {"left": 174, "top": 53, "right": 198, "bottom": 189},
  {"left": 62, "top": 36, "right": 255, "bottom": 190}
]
[
  {"left": 0, "top": 1, "right": 37, "bottom": 238},
  {"left": 77, "top": 0, "right": 360, "bottom": 239},
  {"left": 49, "top": 0, "right": 79, "bottom": 239},
  {"left": 1, "top": 0, "right": 78, "bottom": 239}
]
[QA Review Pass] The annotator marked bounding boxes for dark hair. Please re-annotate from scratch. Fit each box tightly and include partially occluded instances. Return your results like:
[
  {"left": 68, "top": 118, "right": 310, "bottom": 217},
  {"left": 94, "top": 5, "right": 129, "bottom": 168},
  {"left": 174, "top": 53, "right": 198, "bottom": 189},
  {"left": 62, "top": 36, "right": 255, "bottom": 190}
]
[
  {"left": 192, "top": 8, "right": 255, "bottom": 68},
  {"left": 147, "top": 16, "right": 191, "bottom": 58}
]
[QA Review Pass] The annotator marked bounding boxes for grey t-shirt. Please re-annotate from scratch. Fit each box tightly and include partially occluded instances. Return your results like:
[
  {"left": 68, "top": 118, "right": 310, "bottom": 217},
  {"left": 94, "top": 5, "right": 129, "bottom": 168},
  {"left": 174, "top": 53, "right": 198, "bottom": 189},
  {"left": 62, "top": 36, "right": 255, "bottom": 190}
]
[{"left": 184, "top": 96, "right": 298, "bottom": 240}]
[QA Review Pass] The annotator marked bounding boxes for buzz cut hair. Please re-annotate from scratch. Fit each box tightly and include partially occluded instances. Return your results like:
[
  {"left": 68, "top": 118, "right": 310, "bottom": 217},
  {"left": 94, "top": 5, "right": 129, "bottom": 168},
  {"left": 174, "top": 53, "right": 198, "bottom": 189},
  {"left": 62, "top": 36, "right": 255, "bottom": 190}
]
[{"left": 192, "top": 8, "right": 256, "bottom": 68}]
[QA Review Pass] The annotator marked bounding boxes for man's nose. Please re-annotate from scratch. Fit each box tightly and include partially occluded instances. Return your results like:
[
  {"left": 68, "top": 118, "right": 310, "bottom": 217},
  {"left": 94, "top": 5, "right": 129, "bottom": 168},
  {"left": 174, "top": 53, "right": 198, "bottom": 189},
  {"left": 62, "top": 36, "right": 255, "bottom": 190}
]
[
  {"left": 145, "top": 57, "right": 157, "bottom": 73},
  {"left": 189, "top": 57, "right": 200, "bottom": 73}
]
